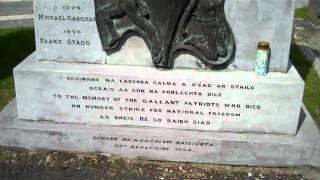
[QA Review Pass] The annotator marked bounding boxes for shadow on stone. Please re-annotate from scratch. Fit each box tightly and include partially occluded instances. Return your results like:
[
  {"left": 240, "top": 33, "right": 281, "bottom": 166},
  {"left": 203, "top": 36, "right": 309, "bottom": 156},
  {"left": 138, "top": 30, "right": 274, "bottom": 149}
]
[
  {"left": 299, "top": 44, "right": 318, "bottom": 64},
  {"left": 296, "top": 108, "right": 307, "bottom": 134},
  {"left": 290, "top": 43, "right": 314, "bottom": 80}
]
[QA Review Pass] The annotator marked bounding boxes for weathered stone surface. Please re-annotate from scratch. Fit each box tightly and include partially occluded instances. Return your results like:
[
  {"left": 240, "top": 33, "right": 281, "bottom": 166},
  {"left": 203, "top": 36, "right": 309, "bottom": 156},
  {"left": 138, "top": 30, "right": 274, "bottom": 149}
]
[
  {"left": 33, "top": 0, "right": 295, "bottom": 72},
  {"left": 309, "top": 0, "right": 320, "bottom": 25},
  {"left": 225, "top": 0, "right": 295, "bottom": 72},
  {"left": 33, "top": 0, "right": 106, "bottom": 63},
  {"left": 0, "top": 100, "right": 319, "bottom": 167},
  {"left": 14, "top": 53, "right": 304, "bottom": 134}
]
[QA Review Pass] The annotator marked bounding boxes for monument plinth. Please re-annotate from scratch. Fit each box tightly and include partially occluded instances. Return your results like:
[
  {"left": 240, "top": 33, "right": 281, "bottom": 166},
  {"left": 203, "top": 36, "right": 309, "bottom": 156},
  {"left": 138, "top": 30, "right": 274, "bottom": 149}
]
[
  {"left": 14, "top": 53, "right": 304, "bottom": 134},
  {"left": 0, "top": 0, "right": 319, "bottom": 167},
  {"left": 0, "top": 100, "right": 319, "bottom": 167}
]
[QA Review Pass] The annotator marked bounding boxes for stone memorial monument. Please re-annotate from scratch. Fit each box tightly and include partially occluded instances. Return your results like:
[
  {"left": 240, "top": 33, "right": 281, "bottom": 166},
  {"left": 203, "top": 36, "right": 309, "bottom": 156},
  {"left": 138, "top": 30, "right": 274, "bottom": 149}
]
[{"left": 0, "top": 0, "right": 319, "bottom": 167}]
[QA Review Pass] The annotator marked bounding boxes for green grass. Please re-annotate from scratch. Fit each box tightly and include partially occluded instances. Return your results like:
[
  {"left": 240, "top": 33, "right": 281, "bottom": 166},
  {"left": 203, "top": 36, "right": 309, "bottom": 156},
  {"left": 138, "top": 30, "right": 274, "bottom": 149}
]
[
  {"left": 290, "top": 43, "right": 320, "bottom": 127},
  {"left": 0, "top": 27, "right": 319, "bottom": 128},
  {"left": 295, "top": 7, "right": 309, "bottom": 18},
  {"left": 0, "top": 27, "right": 35, "bottom": 109}
]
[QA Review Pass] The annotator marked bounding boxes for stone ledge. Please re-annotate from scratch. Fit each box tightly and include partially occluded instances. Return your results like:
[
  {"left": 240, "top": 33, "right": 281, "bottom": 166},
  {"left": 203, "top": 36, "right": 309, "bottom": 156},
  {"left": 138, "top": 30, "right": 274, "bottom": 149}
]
[
  {"left": 0, "top": 99, "right": 319, "bottom": 167},
  {"left": 297, "top": 43, "right": 320, "bottom": 77}
]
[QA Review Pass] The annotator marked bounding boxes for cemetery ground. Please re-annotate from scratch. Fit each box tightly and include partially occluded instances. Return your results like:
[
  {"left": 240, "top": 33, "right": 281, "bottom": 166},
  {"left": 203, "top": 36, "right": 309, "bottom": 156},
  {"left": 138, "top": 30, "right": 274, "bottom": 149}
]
[{"left": 0, "top": 8, "right": 319, "bottom": 180}]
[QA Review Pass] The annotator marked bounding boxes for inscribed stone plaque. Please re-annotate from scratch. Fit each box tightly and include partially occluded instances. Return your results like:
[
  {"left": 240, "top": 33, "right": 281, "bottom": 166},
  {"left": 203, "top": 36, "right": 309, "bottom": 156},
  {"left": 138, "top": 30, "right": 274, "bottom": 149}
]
[
  {"left": 33, "top": 0, "right": 106, "bottom": 63},
  {"left": 14, "top": 53, "right": 305, "bottom": 134}
]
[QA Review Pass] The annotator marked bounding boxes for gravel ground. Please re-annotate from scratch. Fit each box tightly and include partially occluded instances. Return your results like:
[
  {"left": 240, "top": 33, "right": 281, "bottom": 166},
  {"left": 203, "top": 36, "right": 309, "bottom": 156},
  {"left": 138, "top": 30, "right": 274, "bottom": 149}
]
[{"left": 0, "top": 146, "right": 319, "bottom": 180}]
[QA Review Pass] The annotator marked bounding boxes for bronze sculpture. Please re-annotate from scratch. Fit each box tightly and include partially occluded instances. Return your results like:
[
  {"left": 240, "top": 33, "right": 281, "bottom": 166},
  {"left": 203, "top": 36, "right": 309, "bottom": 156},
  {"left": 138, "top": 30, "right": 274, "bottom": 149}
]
[{"left": 95, "top": 0, "right": 235, "bottom": 69}]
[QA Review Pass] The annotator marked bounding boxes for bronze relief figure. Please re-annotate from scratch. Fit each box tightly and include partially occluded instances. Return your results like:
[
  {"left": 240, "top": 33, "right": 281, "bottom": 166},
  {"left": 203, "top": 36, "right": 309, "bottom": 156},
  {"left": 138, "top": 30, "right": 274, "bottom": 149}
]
[{"left": 95, "top": 0, "right": 235, "bottom": 69}]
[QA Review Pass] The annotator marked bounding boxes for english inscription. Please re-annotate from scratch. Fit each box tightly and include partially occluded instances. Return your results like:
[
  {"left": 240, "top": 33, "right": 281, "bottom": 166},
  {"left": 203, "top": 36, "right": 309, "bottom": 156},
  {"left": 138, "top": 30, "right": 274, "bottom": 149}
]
[
  {"left": 34, "top": 0, "right": 106, "bottom": 62},
  {"left": 49, "top": 74, "right": 264, "bottom": 131}
]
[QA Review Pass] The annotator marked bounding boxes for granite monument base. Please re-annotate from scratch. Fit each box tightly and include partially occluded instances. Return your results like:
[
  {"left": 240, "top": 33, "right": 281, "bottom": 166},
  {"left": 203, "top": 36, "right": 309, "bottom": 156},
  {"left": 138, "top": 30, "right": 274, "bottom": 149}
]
[
  {"left": 14, "top": 53, "right": 304, "bottom": 134},
  {"left": 0, "top": 100, "right": 319, "bottom": 167}
]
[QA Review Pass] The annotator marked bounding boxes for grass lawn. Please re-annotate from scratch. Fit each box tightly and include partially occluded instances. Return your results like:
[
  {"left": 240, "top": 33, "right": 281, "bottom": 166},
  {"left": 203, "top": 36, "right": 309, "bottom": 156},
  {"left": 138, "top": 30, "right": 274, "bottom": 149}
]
[
  {"left": 0, "top": 27, "right": 35, "bottom": 110},
  {"left": 295, "top": 7, "right": 309, "bottom": 18},
  {"left": 0, "top": 25, "right": 319, "bottom": 128},
  {"left": 290, "top": 43, "right": 320, "bottom": 127}
]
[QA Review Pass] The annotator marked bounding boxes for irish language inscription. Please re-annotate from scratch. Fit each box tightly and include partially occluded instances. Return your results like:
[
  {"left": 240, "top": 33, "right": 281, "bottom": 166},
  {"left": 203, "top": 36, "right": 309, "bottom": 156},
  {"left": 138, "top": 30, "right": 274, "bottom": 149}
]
[{"left": 92, "top": 134, "right": 216, "bottom": 154}]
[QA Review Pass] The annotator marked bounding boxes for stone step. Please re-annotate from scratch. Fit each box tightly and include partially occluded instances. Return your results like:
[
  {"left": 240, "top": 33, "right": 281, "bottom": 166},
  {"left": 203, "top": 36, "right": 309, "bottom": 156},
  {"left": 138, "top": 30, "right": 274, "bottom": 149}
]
[{"left": 0, "top": 99, "right": 319, "bottom": 167}]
